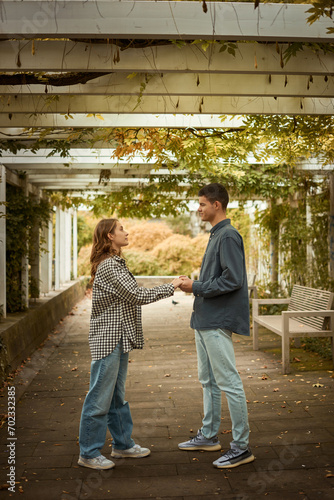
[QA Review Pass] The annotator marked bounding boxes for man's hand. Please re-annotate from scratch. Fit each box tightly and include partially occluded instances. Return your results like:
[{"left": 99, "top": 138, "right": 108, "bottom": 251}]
[{"left": 179, "top": 276, "right": 194, "bottom": 293}]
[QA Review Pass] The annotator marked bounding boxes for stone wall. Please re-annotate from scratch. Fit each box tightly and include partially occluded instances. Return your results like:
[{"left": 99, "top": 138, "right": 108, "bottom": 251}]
[{"left": 0, "top": 278, "right": 88, "bottom": 384}]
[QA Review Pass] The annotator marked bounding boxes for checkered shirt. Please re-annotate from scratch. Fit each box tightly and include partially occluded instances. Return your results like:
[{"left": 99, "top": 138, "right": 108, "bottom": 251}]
[{"left": 89, "top": 255, "right": 175, "bottom": 360}]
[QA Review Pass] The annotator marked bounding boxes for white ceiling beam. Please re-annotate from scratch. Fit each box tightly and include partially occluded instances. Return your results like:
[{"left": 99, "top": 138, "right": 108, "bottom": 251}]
[
  {"left": 1, "top": 94, "right": 333, "bottom": 115},
  {"left": 2, "top": 73, "right": 333, "bottom": 98},
  {"left": 0, "top": 113, "right": 242, "bottom": 128},
  {"left": 1, "top": 40, "right": 332, "bottom": 75},
  {"left": 0, "top": 1, "right": 331, "bottom": 42},
  {"left": 4, "top": 166, "right": 155, "bottom": 173}
]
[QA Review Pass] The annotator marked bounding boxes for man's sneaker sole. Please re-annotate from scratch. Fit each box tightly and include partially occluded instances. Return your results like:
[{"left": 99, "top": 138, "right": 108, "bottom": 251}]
[
  {"left": 77, "top": 458, "right": 115, "bottom": 470},
  {"left": 178, "top": 443, "right": 221, "bottom": 452},
  {"left": 213, "top": 453, "right": 255, "bottom": 468},
  {"left": 111, "top": 449, "right": 151, "bottom": 459}
]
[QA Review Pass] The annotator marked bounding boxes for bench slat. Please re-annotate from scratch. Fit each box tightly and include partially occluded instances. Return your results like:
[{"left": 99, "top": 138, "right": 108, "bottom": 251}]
[{"left": 288, "top": 285, "right": 333, "bottom": 331}]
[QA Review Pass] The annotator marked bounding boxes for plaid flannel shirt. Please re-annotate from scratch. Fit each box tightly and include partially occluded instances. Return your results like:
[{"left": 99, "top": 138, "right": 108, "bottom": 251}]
[{"left": 89, "top": 255, "right": 175, "bottom": 360}]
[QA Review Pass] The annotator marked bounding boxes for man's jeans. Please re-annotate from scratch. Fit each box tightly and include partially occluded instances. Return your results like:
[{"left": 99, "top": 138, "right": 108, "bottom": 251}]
[
  {"left": 195, "top": 328, "right": 250, "bottom": 450},
  {"left": 79, "top": 343, "right": 135, "bottom": 458}
]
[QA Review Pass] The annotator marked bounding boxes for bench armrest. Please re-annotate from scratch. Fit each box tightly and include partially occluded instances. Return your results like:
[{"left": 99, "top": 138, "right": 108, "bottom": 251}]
[
  {"left": 252, "top": 298, "right": 290, "bottom": 318},
  {"left": 253, "top": 299, "right": 290, "bottom": 305},
  {"left": 282, "top": 310, "right": 334, "bottom": 318}
]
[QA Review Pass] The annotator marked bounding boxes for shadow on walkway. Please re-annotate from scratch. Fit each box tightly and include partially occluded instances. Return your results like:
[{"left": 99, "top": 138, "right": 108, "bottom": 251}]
[{"left": 1, "top": 292, "right": 333, "bottom": 499}]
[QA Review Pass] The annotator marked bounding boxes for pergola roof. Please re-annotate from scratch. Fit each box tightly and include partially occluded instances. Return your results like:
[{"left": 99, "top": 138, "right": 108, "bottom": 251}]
[{"left": 0, "top": 1, "right": 333, "bottom": 194}]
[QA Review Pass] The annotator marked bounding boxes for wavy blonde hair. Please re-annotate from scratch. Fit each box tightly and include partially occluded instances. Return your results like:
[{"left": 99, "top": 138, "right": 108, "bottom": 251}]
[{"left": 90, "top": 218, "right": 119, "bottom": 283}]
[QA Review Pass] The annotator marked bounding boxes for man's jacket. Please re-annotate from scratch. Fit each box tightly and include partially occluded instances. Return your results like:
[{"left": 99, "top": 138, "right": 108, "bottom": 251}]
[{"left": 191, "top": 218, "right": 250, "bottom": 336}]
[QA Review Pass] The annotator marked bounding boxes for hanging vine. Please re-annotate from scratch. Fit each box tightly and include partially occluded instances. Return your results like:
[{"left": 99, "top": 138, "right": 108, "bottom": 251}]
[{"left": 5, "top": 185, "right": 52, "bottom": 313}]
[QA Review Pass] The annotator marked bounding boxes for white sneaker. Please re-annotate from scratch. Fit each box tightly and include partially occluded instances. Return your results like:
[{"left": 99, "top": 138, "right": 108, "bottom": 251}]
[
  {"left": 111, "top": 443, "right": 151, "bottom": 459},
  {"left": 78, "top": 454, "right": 115, "bottom": 470}
]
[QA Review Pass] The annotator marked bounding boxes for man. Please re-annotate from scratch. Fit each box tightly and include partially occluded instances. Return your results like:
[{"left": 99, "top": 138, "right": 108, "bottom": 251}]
[{"left": 178, "top": 183, "right": 254, "bottom": 469}]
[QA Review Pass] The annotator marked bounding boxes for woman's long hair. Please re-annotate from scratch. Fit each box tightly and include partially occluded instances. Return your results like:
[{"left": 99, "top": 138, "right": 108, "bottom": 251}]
[{"left": 90, "top": 218, "right": 118, "bottom": 283}]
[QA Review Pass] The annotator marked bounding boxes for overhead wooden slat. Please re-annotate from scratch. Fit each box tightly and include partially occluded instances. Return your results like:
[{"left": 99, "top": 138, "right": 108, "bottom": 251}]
[
  {"left": 0, "top": 113, "right": 240, "bottom": 129},
  {"left": 0, "top": 1, "right": 330, "bottom": 42},
  {"left": 1, "top": 73, "right": 333, "bottom": 98},
  {"left": 1, "top": 94, "right": 333, "bottom": 115},
  {"left": 1, "top": 40, "right": 332, "bottom": 75}
]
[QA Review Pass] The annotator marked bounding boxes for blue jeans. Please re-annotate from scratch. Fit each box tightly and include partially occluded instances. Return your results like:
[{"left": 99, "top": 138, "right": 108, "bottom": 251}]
[
  {"left": 79, "top": 343, "right": 135, "bottom": 458},
  {"left": 195, "top": 328, "right": 250, "bottom": 450}
]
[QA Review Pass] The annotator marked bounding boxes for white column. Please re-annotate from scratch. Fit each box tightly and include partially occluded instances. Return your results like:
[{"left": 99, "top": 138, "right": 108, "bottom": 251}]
[
  {"left": 72, "top": 209, "right": 78, "bottom": 279},
  {"left": 306, "top": 198, "right": 313, "bottom": 284},
  {"left": 330, "top": 173, "right": 334, "bottom": 283},
  {"left": 0, "top": 165, "right": 6, "bottom": 318},
  {"left": 29, "top": 190, "right": 41, "bottom": 299},
  {"left": 55, "top": 207, "right": 60, "bottom": 289},
  {"left": 59, "top": 209, "right": 66, "bottom": 285},
  {"left": 64, "top": 209, "right": 72, "bottom": 282},
  {"left": 40, "top": 216, "right": 53, "bottom": 294},
  {"left": 21, "top": 178, "right": 29, "bottom": 308}
]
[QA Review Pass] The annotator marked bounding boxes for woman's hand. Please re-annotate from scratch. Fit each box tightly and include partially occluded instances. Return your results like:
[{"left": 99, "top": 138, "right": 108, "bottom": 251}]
[
  {"left": 171, "top": 277, "right": 184, "bottom": 289},
  {"left": 178, "top": 276, "right": 194, "bottom": 293}
]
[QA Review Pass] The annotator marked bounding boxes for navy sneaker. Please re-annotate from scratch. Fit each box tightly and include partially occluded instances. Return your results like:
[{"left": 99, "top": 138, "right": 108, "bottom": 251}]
[
  {"left": 213, "top": 447, "right": 255, "bottom": 468},
  {"left": 178, "top": 429, "right": 221, "bottom": 451}
]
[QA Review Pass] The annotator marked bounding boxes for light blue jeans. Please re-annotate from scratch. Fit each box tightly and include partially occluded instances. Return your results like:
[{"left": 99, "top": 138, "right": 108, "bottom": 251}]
[
  {"left": 79, "top": 343, "right": 135, "bottom": 458},
  {"left": 195, "top": 328, "right": 250, "bottom": 450}
]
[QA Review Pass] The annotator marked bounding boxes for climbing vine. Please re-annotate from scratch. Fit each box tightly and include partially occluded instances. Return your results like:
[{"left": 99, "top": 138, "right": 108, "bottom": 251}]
[{"left": 5, "top": 185, "right": 52, "bottom": 313}]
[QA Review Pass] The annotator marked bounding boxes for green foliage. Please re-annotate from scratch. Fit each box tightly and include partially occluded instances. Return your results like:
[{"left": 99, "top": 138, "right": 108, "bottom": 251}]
[
  {"left": 123, "top": 250, "right": 162, "bottom": 275},
  {"left": 164, "top": 214, "right": 192, "bottom": 236},
  {"left": 77, "top": 213, "right": 97, "bottom": 252},
  {"left": 151, "top": 234, "right": 206, "bottom": 275},
  {"left": 301, "top": 337, "right": 332, "bottom": 359},
  {"left": 5, "top": 185, "right": 52, "bottom": 312}
]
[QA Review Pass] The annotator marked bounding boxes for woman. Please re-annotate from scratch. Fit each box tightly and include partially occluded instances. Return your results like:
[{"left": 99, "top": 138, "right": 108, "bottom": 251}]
[{"left": 78, "top": 218, "right": 183, "bottom": 470}]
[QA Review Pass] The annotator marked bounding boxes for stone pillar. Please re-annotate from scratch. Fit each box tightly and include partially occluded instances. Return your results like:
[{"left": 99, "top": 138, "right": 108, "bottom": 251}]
[
  {"left": 40, "top": 216, "right": 53, "bottom": 294},
  {"left": 0, "top": 165, "right": 6, "bottom": 318},
  {"left": 72, "top": 209, "right": 78, "bottom": 279}
]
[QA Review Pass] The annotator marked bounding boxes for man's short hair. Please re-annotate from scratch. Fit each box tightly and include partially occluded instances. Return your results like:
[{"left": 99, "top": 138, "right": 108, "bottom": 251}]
[{"left": 198, "top": 183, "right": 229, "bottom": 210}]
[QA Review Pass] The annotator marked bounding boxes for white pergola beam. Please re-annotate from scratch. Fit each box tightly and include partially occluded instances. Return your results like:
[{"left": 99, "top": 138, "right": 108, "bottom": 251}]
[
  {"left": 0, "top": 40, "right": 332, "bottom": 75},
  {"left": 0, "top": 1, "right": 331, "bottom": 42},
  {"left": 9, "top": 168, "right": 156, "bottom": 175},
  {"left": 2, "top": 73, "right": 333, "bottom": 98},
  {"left": 0, "top": 113, "right": 241, "bottom": 128},
  {"left": 1, "top": 94, "right": 333, "bottom": 115}
]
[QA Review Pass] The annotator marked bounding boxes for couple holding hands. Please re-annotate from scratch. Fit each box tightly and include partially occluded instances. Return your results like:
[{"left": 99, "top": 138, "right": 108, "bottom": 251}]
[{"left": 78, "top": 183, "right": 254, "bottom": 472}]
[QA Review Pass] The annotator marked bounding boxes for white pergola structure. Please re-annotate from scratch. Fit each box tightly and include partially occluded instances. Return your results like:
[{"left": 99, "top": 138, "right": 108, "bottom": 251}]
[{"left": 0, "top": 1, "right": 334, "bottom": 316}]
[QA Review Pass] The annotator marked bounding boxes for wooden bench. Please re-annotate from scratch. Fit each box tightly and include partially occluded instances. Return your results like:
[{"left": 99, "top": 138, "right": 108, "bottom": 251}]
[{"left": 252, "top": 285, "right": 334, "bottom": 374}]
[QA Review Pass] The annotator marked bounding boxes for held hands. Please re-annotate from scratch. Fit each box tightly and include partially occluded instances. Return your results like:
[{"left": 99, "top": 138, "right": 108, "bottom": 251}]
[
  {"left": 171, "top": 275, "right": 194, "bottom": 292},
  {"left": 171, "top": 277, "right": 184, "bottom": 289}
]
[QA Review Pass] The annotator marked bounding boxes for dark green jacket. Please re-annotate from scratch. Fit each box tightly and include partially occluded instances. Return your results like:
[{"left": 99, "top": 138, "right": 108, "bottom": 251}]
[{"left": 191, "top": 219, "right": 250, "bottom": 336}]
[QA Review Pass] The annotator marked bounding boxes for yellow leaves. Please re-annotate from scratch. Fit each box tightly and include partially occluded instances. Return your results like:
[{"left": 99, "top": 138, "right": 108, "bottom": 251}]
[{"left": 86, "top": 113, "right": 104, "bottom": 121}]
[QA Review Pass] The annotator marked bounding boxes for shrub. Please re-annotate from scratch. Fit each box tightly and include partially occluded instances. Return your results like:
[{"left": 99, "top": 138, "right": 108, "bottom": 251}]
[
  {"left": 151, "top": 233, "right": 208, "bottom": 276},
  {"left": 126, "top": 221, "right": 173, "bottom": 252},
  {"left": 77, "top": 244, "right": 91, "bottom": 277},
  {"left": 123, "top": 250, "right": 162, "bottom": 275}
]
